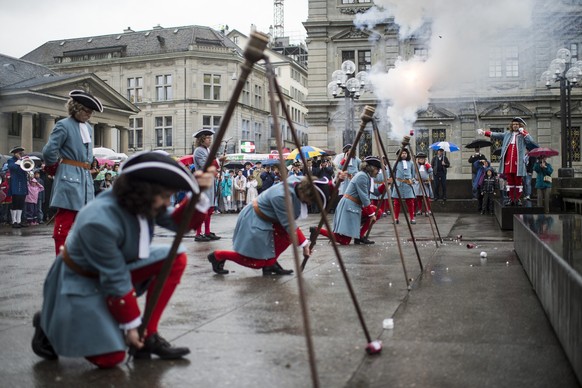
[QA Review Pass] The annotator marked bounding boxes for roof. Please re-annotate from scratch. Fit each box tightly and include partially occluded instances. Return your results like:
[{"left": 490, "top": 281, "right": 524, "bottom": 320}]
[
  {"left": 0, "top": 54, "right": 58, "bottom": 88},
  {"left": 21, "top": 25, "right": 242, "bottom": 65}
]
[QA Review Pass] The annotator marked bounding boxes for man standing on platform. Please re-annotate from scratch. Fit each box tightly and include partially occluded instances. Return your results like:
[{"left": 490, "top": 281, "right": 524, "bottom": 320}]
[{"left": 431, "top": 148, "right": 450, "bottom": 201}]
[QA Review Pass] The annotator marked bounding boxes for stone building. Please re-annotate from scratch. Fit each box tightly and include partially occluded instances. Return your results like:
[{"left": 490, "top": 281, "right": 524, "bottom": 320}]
[
  {"left": 20, "top": 25, "right": 279, "bottom": 156},
  {"left": 0, "top": 54, "right": 138, "bottom": 156},
  {"left": 304, "top": 0, "right": 582, "bottom": 180}
]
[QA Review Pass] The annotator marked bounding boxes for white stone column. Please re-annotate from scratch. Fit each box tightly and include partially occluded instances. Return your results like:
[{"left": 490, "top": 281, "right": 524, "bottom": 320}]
[
  {"left": 43, "top": 115, "right": 57, "bottom": 144},
  {"left": 21, "top": 112, "right": 34, "bottom": 152},
  {"left": 119, "top": 128, "right": 129, "bottom": 154},
  {"left": 102, "top": 125, "right": 113, "bottom": 149}
]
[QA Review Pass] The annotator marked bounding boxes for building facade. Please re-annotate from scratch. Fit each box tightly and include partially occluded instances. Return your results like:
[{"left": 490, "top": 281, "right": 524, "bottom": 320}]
[
  {"left": 21, "top": 25, "right": 278, "bottom": 157},
  {"left": 304, "top": 0, "right": 582, "bottom": 179}
]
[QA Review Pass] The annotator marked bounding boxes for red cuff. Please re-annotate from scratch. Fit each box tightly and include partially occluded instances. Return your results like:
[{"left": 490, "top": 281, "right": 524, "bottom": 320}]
[
  {"left": 171, "top": 197, "right": 207, "bottom": 230},
  {"left": 378, "top": 183, "right": 386, "bottom": 195},
  {"left": 484, "top": 131, "right": 492, "bottom": 137},
  {"left": 521, "top": 130, "right": 529, "bottom": 136},
  {"left": 44, "top": 163, "right": 59, "bottom": 176},
  {"left": 296, "top": 228, "right": 306, "bottom": 245},
  {"left": 106, "top": 288, "right": 140, "bottom": 324},
  {"left": 362, "top": 204, "right": 377, "bottom": 217},
  {"left": 425, "top": 163, "right": 431, "bottom": 169}
]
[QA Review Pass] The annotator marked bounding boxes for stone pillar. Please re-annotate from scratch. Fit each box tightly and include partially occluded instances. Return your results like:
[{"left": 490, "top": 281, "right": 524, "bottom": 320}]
[
  {"left": 119, "top": 128, "right": 129, "bottom": 154},
  {"left": 21, "top": 112, "right": 34, "bottom": 153},
  {"left": 102, "top": 125, "right": 113, "bottom": 149},
  {"left": 43, "top": 115, "right": 57, "bottom": 144}
]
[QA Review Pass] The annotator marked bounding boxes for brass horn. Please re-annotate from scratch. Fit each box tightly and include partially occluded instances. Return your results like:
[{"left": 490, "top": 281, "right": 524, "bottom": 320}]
[{"left": 19, "top": 157, "right": 35, "bottom": 172}]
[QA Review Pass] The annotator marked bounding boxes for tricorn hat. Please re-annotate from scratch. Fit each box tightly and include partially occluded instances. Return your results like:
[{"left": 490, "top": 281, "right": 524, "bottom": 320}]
[
  {"left": 120, "top": 151, "right": 199, "bottom": 193},
  {"left": 416, "top": 152, "right": 427, "bottom": 158},
  {"left": 342, "top": 144, "right": 352, "bottom": 152},
  {"left": 511, "top": 117, "right": 527, "bottom": 126},
  {"left": 192, "top": 129, "right": 215, "bottom": 138},
  {"left": 69, "top": 90, "right": 103, "bottom": 112},
  {"left": 10, "top": 146, "right": 24, "bottom": 154},
  {"left": 364, "top": 156, "right": 382, "bottom": 169}
]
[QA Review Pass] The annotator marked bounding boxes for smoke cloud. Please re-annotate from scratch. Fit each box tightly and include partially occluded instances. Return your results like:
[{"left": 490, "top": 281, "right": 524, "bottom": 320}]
[{"left": 356, "top": 0, "right": 535, "bottom": 140}]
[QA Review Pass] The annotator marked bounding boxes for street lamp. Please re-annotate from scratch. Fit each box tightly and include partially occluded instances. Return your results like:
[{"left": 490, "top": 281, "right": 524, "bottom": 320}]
[
  {"left": 541, "top": 48, "right": 582, "bottom": 173},
  {"left": 328, "top": 60, "right": 370, "bottom": 153}
]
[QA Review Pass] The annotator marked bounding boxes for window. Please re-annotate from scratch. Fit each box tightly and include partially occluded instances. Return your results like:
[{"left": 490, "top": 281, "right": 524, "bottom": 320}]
[
  {"left": 254, "top": 85, "right": 263, "bottom": 108},
  {"left": 9, "top": 113, "right": 20, "bottom": 136},
  {"left": 127, "top": 77, "right": 143, "bottom": 103},
  {"left": 202, "top": 115, "right": 221, "bottom": 132},
  {"left": 489, "top": 128, "right": 504, "bottom": 162},
  {"left": 431, "top": 128, "right": 447, "bottom": 159},
  {"left": 342, "top": 50, "right": 372, "bottom": 72},
  {"left": 341, "top": 0, "right": 372, "bottom": 3},
  {"left": 203, "top": 74, "right": 221, "bottom": 100},
  {"left": 33, "top": 114, "right": 42, "bottom": 139},
  {"left": 242, "top": 119, "right": 250, "bottom": 140},
  {"left": 489, "top": 46, "right": 519, "bottom": 78},
  {"left": 155, "top": 74, "right": 173, "bottom": 101},
  {"left": 414, "top": 47, "right": 428, "bottom": 60},
  {"left": 570, "top": 43, "right": 579, "bottom": 64},
  {"left": 154, "top": 116, "right": 172, "bottom": 147},
  {"left": 129, "top": 117, "right": 143, "bottom": 149},
  {"left": 569, "top": 126, "right": 581, "bottom": 162},
  {"left": 242, "top": 81, "right": 250, "bottom": 105}
]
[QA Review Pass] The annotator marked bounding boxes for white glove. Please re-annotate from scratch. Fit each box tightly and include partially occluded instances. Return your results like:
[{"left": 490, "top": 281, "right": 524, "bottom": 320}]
[
  {"left": 518, "top": 127, "right": 525, "bottom": 134},
  {"left": 476, "top": 128, "right": 485, "bottom": 136}
]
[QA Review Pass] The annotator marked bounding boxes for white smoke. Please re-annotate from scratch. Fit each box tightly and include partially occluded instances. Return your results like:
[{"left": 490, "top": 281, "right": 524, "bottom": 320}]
[{"left": 357, "top": 0, "right": 535, "bottom": 140}]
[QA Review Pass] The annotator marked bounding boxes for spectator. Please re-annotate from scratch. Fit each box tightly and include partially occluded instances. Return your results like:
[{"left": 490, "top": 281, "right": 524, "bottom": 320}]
[
  {"left": 99, "top": 172, "right": 113, "bottom": 191},
  {"left": 431, "top": 148, "right": 450, "bottom": 201},
  {"left": 221, "top": 170, "right": 235, "bottom": 213},
  {"left": 0, "top": 171, "right": 11, "bottom": 225},
  {"left": 472, "top": 158, "right": 490, "bottom": 213},
  {"left": 523, "top": 154, "right": 537, "bottom": 201},
  {"left": 533, "top": 156, "right": 553, "bottom": 214},
  {"left": 234, "top": 170, "right": 247, "bottom": 212},
  {"left": 260, "top": 165, "right": 275, "bottom": 192},
  {"left": 246, "top": 174, "right": 259, "bottom": 203},
  {"left": 468, "top": 148, "right": 487, "bottom": 199},
  {"left": 480, "top": 167, "right": 498, "bottom": 215},
  {"left": 25, "top": 177, "right": 44, "bottom": 225}
]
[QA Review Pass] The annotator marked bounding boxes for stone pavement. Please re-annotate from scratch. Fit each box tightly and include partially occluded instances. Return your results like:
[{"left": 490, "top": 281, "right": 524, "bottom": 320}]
[{"left": 0, "top": 211, "right": 579, "bottom": 387}]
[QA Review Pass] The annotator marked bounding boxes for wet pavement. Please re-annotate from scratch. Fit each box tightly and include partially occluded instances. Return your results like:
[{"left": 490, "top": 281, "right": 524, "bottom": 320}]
[{"left": 0, "top": 212, "right": 579, "bottom": 387}]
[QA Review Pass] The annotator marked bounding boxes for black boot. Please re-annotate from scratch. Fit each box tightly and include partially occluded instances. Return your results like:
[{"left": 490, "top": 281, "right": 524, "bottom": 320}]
[
  {"left": 133, "top": 333, "right": 190, "bottom": 360},
  {"left": 207, "top": 253, "right": 229, "bottom": 275},
  {"left": 204, "top": 232, "right": 221, "bottom": 240},
  {"left": 354, "top": 237, "right": 375, "bottom": 245},
  {"left": 262, "top": 262, "right": 293, "bottom": 276},
  {"left": 31, "top": 312, "right": 58, "bottom": 360}
]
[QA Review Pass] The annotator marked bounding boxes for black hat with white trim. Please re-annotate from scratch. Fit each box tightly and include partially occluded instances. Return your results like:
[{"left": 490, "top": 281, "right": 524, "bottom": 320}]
[
  {"left": 342, "top": 144, "right": 352, "bottom": 152},
  {"left": 192, "top": 129, "right": 215, "bottom": 138},
  {"left": 120, "top": 151, "right": 199, "bottom": 193},
  {"left": 10, "top": 146, "right": 25, "bottom": 154},
  {"left": 364, "top": 156, "right": 382, "bottom": 169},
  {"left": 69, "top": 90, "right": 103, "bottom": 112},
  {"left": 511, "top": 117, "right": 527, "bottom": 126}
]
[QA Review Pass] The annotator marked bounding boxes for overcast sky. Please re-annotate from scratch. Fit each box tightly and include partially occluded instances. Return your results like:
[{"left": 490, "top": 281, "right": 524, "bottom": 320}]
[{"left": 0, "top": 0, "right": 309, "bottom": 58}]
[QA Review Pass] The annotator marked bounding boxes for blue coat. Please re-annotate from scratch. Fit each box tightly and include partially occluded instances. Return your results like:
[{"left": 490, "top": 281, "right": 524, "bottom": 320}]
[
  {"left": 39, "top": 191, "right": 191, "bottom": 357},
  {"left": 7, "top": 156, "right": 28, "bottom": 196},
  {"left": 233, "top": 175, "right": 303, "bottom": 259},
  {"left": 42, "top": 117, "right": 94, "bottom": 210},
  {"left": 333, "top": 171, "right": 376, "bottom": 238},
  {"left": 391, "top": 160, "right": 416, "bottom": 199},
  {"left": 488, "top": 130, "right": 535, "bottom": 177},
  {"left": 533, "top": 162, "right": 553, "bottom": 189},
  {"left": 412, "top": 162, "right": 433, "bottom": 198},
  {"left": 193, "top": 146, "right": 216, "bottom": 204},
  {"left": 334, "top": 153, "right": 361, "bottom": 195}
]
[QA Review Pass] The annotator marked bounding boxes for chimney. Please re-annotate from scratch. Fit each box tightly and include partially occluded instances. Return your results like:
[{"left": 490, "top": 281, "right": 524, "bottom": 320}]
[{"left": 124, "top": 27, "right": 134, "bottom": 33}]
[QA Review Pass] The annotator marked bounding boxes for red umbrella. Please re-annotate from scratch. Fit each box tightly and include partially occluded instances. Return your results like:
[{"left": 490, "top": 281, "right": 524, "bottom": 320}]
[
  {"left": 528, "top": 147, "right": 559, "bottom": 158},
  {"left": 178, "top": 155, "right": 194, "bottom": 166}
]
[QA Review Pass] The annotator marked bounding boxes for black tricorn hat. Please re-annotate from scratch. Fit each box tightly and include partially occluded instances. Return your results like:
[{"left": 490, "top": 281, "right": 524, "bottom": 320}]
[
  {"left": 511, "top": 117, "right": 527, "bottom": 126},
  {"left": 10, "top": 146, "right": 24, "bottom": 154},
  {"left": 69, "top": 90, "right": 103, "bottom": 112},
  {"left": 364, "top": 156, "right": 382, "bottom": 169},
  {"left": 416, "top": 152, "right": 427, "bottom": 158},
  {"left": 342, "top": 144, "right": 352, "bottom": 152},
  {"left": 192, "top": 129, "right": 215, "bottom": 138},
  {"left": 120, "top": 151, "right": 199, "bottom": 193}
]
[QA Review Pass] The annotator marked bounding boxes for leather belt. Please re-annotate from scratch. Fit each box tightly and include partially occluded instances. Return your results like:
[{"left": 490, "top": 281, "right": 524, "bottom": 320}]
[
  {"left": 61, "top": 158, "right": 90, "bottom": 170},
  {"left": 253, "top": 199, "right": 277, "bottom": 224},
  {"left": 397, "top": 178, "right": 413, "bottom": 185},
  {"left": 61, "top": 245, "right": 98, "bottom": 278},
  {"left": 343, "top": 193, "right": 362, "bottom": 205}
]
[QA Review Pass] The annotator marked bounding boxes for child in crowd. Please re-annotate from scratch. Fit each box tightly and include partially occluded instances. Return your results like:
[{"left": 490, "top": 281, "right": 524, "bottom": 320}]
[
  {"left": 246, "top": 174, "right": 259, "bottom": 203},
  {"left": 221, "top": 170, "right": 235, "bottom": 213},
  {"left": 234, "top": 170, "right": 247, "bottom": 212},
  {"left": 99, "top": 172, "right": 113, "bottom": 191},
  {"left": 480, "top": 168, "right": 498, "bottom": 215},
  {"left": 25, "top": 177, "right": 44, "bottom": 225}
]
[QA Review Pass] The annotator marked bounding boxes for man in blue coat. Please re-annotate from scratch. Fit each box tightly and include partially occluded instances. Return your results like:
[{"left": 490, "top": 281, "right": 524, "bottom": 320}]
[
  {"left": 32, "top": 152, "right": 215, "bottom": 368},
  {"left": 7, "top": 146, "right": 29, "bottom": 228},
  {"left": 208, "top": 176, "right": 329, "bottom": 275},
  {"left": 43, "top": 90, "right": 102, "bottom": 255}
]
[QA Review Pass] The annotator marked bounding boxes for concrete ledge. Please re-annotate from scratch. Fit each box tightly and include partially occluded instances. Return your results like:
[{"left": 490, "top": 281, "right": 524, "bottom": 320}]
[
  {"left": 514, "top": 213, "right": 582, "bottom": 385},
  {"left": 494, "top": 199, "right": 544, "bottom": 230}
]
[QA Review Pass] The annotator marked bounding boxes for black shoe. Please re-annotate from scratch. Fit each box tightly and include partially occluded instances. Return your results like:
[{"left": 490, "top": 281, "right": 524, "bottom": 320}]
[
  {"left": 12, "top": 223, "right": 20, "bottom": 229},
  {"left": 133, "top": 333, "right": 190, "bottom": 360},
  {"left": 393, "top": 219, "right": 399, "bottom": 224},
  {"left": 194, "top": 234, "right": 210, "bottom": 242},
  {"left": 207, "top": 253, "right": 229, "bottom": 274},
  {"left": 20, "top": 222, "right": 29, "bottom": 227},
  {"left": 204, "top": 233, "right": 221, "bottom": 241},
  {"left": 354, "top": 237, "right": 375, "bottom": 245},
  {"left": 32, "top": 312, "right": 58, "bottom": 360},
  {"left": 262, "top": 262, "right": 293, "bottom": 276}
]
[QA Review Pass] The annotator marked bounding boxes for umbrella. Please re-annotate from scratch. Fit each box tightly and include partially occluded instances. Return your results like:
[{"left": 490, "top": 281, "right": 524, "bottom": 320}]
[
  {"left": 286, "top": 146, "right": 327, "bottom": 160},
  {"left": 429, "top": 141, "right": 460, "bottom": 152},
  {"left": 27, "top": 151, "right": 44, "bottom": 161},
  {"left": 492, "top": 148, "right": 501, "bottom": 156},
  {"left": 465, "top": 139, "right": 492, "bottom": 149},
  {"left": 96, "top": 157, "right": 116, "bottom": 167},
  {"left": 262, "top": 159, "right": 283, "bottom": 167},
  {"left": 178, "top": 155, "right": 194, "bottom": 166},
  {"left": 93, "top": 147, "right": 117, "bottom": 157},
  {"left": 528, "top": 147, "right": 559, "bottom": 158}
]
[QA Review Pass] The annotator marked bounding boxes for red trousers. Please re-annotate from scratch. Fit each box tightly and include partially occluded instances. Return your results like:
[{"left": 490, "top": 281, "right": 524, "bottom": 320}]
[
  {"left": 53, "top": 209, "right": 78, "bottom": 256},
  {"left": 85, "top": 253, "right": 187, "bottom": 368},
  {"left": 393, "top": 198, "right": 415, "bottom": 221},
  {"left": 213, "top": 223, "right": 289, "bottom": 268},
  {"left": 415, "top": 196, "right": 431, "bottom": 213},
  {"left": 505, "top": 174, "right": 523, "bottom": 202},
  {"left": 196, "top": 207, "right": 214, "bottom": 235},
  {"left": 318, "top": 215, "right": 373, "bottom": 245}
]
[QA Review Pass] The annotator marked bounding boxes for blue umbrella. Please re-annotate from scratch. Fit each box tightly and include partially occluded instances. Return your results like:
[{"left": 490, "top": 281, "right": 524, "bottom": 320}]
[{"left": 430, "top": 141, "right": 460, "bottom": 152}]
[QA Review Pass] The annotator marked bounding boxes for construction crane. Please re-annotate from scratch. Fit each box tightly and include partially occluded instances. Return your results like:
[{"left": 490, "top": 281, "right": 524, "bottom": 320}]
[{"left": 273, "top": 0, "right": 284, "bottom": 39}]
